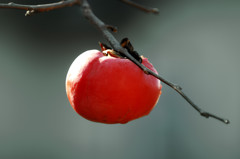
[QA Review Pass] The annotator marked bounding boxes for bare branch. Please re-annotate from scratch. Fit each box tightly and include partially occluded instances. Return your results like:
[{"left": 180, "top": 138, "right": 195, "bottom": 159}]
[
  {"left": 0, "top": 0, "right": 81, "bottom": 16},
  {"left": 0, "top": 0, "right": 229, "bottom": 124},
  {"left": 120, "top": 0, "right": 159, "bottom": 14},
  {"left": 148, "top": 69, "right": 230, "bottom": 124}
]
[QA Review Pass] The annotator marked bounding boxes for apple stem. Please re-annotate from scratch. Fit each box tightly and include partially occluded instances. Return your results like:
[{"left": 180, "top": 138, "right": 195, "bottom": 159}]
[{"left": 0, "top": 0, "right": 230, "bottom": 124}]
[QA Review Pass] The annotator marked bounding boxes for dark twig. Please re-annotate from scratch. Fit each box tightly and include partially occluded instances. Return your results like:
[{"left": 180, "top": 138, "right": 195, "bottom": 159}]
[
  {"left": 0, "top": 0, "right": 229, "bottom": 124},
  {"left": 134, "top": 66, "right": 230, "bottom": 124},
  {"left": 120, "top": 0, "right": 159, "bottom": 14},
  {"left": 0, "top": 0, "right": 81, "bottom": 16}
]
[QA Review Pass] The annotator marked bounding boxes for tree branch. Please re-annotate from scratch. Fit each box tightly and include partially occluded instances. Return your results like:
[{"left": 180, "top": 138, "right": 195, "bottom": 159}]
[
  {"left": 0, "top": 0, "right": 229, "bottom": 124},
  {"left": 120, "top": 0, "right": 159, "bottom": 14},
  {"left": 0, "top": 0, "right": 81, "bottom": 16},
  {"left": 81, "top": 0, "right": 229, "bottom": 124}
]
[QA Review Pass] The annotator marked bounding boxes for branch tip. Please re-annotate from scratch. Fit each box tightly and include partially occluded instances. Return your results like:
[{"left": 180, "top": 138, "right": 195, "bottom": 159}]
[
  {"left": 151, "top": 8, "right": 159, "bottom": 14},
  {"left": 224, "top": 119, "right": 230, "bottom": 124},
  {"left": 200, "top": 111, "right": 230, "bottom": 124}
]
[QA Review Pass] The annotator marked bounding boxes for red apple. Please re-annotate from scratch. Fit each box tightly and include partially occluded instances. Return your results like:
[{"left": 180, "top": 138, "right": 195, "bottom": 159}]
[{"left": 66, "top": 50, "right": 162, "bottom": 124}]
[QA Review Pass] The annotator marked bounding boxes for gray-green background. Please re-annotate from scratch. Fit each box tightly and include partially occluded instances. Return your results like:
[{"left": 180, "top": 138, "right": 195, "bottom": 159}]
[{"left": 0, "top": 0, "right": 239, "bottom": 158}]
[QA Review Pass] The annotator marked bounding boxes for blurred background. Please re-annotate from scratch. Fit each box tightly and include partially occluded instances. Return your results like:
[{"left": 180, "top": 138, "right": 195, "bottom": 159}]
[{"left": 0, "top": 0, "right": 239, "bottom": 158}]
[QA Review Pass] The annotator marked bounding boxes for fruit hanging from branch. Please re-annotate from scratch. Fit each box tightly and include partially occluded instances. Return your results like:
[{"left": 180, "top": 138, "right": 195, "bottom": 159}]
[
  {"left": 65, "top": 46, "right": 162, "bottom": 124},
  {"left": 0, "top": 0, "right": 230, "bottom": 124}
]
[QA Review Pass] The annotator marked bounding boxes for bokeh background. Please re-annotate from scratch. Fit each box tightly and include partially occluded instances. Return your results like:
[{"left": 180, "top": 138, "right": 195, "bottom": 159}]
[{"left": 0, "top": 0, "right": 239, "bottom": 158}]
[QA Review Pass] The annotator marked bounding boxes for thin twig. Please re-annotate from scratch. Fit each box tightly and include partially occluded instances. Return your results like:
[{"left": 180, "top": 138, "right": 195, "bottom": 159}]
[
  {"left": 0, "top": 0, "right": 229, "bottom": 124},
  {"left": 0, "top": 0, "right": 81, "bottom": 16},
  {"left": 120, "top": 0, "right": 159, "bottom": 14}
]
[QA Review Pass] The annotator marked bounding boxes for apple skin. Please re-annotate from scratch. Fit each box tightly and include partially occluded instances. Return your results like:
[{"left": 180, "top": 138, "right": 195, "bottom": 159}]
[{"left": 66, "top": 50, "right": 162, "bottom": 124}]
